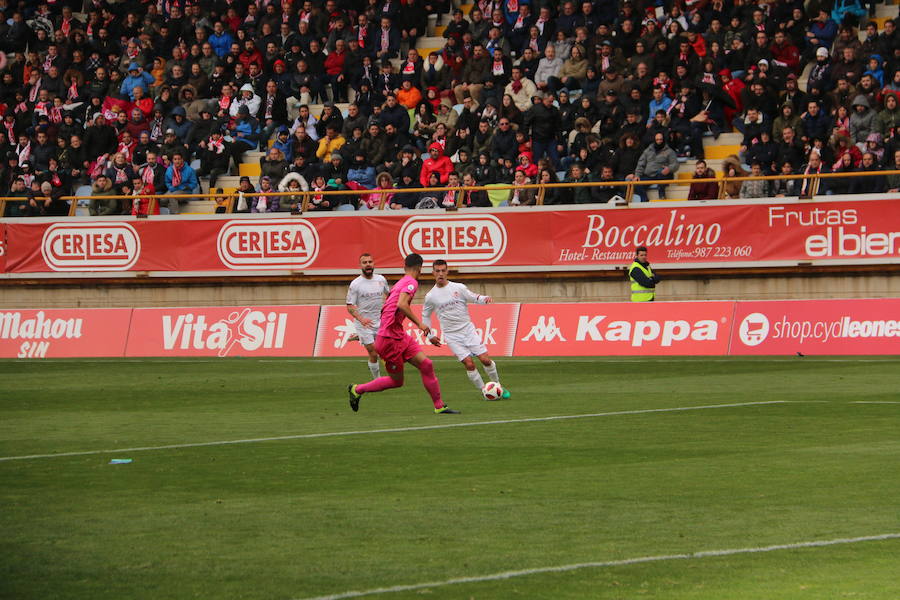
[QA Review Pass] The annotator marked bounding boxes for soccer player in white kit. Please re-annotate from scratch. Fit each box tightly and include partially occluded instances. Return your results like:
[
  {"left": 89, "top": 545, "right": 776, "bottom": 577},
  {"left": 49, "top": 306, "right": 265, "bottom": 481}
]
[
  {"left": 346, "top": 253, "right": 391, "bottom": 379},
  {"left": 422, "top": 259, "right": 510, "bottom": 399}
]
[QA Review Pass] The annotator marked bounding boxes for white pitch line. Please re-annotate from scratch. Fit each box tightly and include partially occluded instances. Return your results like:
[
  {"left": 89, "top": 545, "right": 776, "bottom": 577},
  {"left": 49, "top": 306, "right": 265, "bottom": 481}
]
[
  {"left": 295, "top": 533, "right": 900, "bottom": 600},
  {"left": 0, "top": 401, "right": 783, "bottom": 463},
  {"left": 851, "top": 401, "right": 900, "bottom": 404}
]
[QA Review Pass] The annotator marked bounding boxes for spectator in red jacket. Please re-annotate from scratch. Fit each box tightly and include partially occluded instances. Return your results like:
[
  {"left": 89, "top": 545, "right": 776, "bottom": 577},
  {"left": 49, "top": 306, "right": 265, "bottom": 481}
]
[
  {"left": 770, "top": 31, "right": 801, "bottom": 74},
  {"left": 238, "top": 40, "right": 264, "bottom": 72},
  {"left": 687, "top": 160, "right": 719, "bottom": 200},
  {"left": 324, "top": 39, "right": 349, "bottom": 103},
  {"left": 419, "top": 142, "right": 453, "bottom": 186}
]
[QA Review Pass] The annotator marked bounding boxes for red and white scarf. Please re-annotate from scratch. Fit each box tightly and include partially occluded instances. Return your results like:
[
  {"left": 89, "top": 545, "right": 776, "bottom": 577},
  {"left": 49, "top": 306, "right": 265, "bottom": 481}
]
[
  {"left": 117, "top": 141, "right": 134, "bottom": 162},
  {"left": 171, "top": 164, "right": 183, "bottom": 187},
  {"left": 16, "top": 142, "right": 31, "bottom": 164},
  {"left": 67, "top": 81, "right": 80, "bottom": 101},
  {"left": 28, "top": 81, "right": 42, "bottom": 103},
  {"left": 142, "top": 163, "right": 156, "bottom": 185},
  {"left": 208, "top": 136, "right": 225, "bottom": 154},
  {"left": 112, "top": 165, "right": 129, "bottom": 183}
]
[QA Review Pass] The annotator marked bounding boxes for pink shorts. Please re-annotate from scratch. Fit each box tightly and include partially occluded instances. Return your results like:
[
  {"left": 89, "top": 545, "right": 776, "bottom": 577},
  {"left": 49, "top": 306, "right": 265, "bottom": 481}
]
[{"left": 375, "top": 334, "right": 421, "bottom": 373}]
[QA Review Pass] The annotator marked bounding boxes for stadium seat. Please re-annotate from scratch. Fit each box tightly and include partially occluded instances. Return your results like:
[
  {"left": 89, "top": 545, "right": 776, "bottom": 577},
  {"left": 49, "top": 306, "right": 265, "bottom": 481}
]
[{"left": 239, "top": 163, "right": 262, "bottom": 177}]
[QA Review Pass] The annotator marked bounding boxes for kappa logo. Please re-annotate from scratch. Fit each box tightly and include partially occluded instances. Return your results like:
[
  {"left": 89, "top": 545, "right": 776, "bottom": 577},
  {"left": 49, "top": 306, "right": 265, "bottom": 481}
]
[
  {"left": 217, "top": 219, "right": 319, "bottom": 270},
  {"left": 399, "top": 214, "right": 507, "bottom": 265},
  {"left": 739, "top": 312, "right": 770, "bottom": 346},
  {"left": 521, "top": 316, "right": 567, "bottom": 342},
  {"left": 41, "top": 223, "right": 140, "bottom": 271}
]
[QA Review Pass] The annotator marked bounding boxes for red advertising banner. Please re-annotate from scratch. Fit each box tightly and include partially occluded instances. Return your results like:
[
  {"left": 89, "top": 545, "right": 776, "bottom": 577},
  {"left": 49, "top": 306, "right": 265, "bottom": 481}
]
[
  {"left": 514, "top": 301, "right": 735, "bottom": 356},
  {"left": 314, "top": 303, "right": 520, "bottom": 358},
  {"left": 125, "top": 305, "right": 320, "bottom": 357},
  {"left": 3, "top": 198, "right": 899, "bottom": 276},
  {"left": 0, "top": 308, "right": 132, "bottom": 358},
  {"left": 730, "top": 298, "right": 900, "bottom": 355},
  {"left": 2, "top": 299, "right": 899, "bottom": 359}
]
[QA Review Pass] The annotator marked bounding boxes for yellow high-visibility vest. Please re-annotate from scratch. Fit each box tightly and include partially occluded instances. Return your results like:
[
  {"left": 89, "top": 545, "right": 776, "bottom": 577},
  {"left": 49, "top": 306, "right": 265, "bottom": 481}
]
[{"left": 629, "top": 261, "right": 655, "bottom": 302}]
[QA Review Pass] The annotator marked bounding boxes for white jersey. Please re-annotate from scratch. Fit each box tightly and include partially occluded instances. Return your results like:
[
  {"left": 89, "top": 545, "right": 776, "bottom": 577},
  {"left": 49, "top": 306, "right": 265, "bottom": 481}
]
[
  {"left": 346, "top": 274, "right": 391, "bottom": 323},
  {"left": 422, "top": 281, "right": 488, "bottom": 335}
]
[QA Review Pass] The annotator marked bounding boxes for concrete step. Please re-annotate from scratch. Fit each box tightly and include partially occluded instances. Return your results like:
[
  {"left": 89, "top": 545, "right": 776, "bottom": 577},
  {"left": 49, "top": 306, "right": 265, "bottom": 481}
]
[
  {"left": 415, "top": 36, "right": 446, "bottom": 48},
  {"left": 703, "top": 132, "right": 742, "bottom": 146},
  {"left": 215, "top": 176, "right": 244, "bottom": 189},
  {"left": 183, "top": 200, "right": 218, "bottom": 214}
]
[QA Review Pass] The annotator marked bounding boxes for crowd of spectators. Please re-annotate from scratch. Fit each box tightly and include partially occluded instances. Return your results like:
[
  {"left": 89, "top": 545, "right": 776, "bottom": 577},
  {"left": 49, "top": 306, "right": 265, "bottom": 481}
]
[{"left": 1, "top": 0, "right": 899, "bottom": 217}]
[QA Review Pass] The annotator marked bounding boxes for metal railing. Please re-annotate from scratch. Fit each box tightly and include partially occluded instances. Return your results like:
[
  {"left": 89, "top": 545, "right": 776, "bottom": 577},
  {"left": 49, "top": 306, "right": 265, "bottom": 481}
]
[{"left": 0, "top": 169, "right": 897, "bottom": 217}]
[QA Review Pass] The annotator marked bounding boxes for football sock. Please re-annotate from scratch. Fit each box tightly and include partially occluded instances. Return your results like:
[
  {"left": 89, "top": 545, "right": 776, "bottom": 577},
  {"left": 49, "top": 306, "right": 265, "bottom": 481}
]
[
  {"left": 466, "top": 368, "right": 485, "bottom": 390},
  {"left": 356, "top": 376, "right": 402, "bottom": 394},
  {"left": 484, "top": 361, "right": 500, "bottom": 384},
  {"left": 418, "top": 358, "right": 444, "bottom": 409},
  {"left": 367, "top": 361, "right": 381, "bottom": 379}
]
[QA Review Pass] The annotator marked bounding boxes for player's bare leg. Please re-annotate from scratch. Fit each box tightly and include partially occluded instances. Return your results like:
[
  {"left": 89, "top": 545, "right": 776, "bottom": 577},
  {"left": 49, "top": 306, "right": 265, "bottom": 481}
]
[
  {"left": 408, "top": 351, "right": 459, "bottom": 414},
  {"left": 478, "top": 352, "right": 510, "bottom": 399},
  {"left": 364, "top": 343, "right": 381, "bottom": 379}
]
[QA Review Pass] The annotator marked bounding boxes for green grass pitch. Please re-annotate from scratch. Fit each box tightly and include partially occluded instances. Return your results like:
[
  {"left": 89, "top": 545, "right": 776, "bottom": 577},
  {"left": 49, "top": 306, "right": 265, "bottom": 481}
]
[{"left": 1, "top": 356, "right": 899, "bottom": 600}]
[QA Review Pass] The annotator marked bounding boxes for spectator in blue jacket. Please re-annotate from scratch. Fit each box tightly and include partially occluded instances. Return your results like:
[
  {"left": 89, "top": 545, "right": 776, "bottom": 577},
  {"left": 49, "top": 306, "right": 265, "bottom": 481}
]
[
  {"left": 229, "top": 106, "right": 261, "bottom": 167},
  {"left": 163, "top": 151, "right": 199, "bottom": 214},
  {"left": 209, "top": 22, "right": 234, "bottom": 57},
  {"left": 347, "top": 152, "right": 377, "bottom": 188},
  {"left": 163, "top": 106, "right": 194, "bottom": 151},
  {"left": 801, "top": 100, "right": 831, "bottom": 143},
  {"left": 120, "top": 62, "right": 156, "bottom": 101}
]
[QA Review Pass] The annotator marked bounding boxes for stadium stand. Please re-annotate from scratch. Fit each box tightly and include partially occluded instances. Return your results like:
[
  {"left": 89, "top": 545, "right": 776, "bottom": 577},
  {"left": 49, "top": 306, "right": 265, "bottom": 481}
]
[{"left": 0, "top": 0, "right": 898, "bottom": 217}]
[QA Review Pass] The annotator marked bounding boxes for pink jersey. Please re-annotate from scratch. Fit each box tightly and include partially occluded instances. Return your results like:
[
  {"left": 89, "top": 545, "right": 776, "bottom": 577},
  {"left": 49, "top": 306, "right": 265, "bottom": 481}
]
[{"left": 378, "top": 275, "right": 419, "bottom": 339}]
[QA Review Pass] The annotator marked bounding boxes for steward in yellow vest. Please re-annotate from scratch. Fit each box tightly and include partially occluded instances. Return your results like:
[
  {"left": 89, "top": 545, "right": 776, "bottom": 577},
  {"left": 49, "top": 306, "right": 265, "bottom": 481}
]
[{"left": 628, "top": 246, "right": 660, "bottom": 302}]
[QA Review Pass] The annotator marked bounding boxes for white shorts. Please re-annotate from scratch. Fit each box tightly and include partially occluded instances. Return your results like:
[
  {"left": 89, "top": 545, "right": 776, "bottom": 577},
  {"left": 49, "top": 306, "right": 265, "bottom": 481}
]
[
  {"left": 444, "top": 327, "right": 487, "bottom": 362},
  {"left": 353, "top": 321, "right": 378, "bottom": 346}
]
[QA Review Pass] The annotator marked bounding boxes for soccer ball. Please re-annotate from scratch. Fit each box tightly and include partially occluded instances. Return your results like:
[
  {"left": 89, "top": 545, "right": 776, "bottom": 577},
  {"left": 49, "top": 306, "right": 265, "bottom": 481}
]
[{"left": 482, "top": 381, "right": 503, "bottom": 401}]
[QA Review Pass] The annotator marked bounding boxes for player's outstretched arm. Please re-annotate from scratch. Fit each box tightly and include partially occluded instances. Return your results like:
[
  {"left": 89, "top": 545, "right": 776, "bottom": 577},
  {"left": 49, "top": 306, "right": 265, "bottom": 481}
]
[{"left": 461, "top": 284, "right": 492, "bottom": 304}]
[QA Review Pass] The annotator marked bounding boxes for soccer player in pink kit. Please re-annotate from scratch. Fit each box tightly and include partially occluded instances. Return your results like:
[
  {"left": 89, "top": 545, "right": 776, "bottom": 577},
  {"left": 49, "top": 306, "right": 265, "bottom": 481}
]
[{"left": 348, "top": 253, "right": 460, "bottom": 414}]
